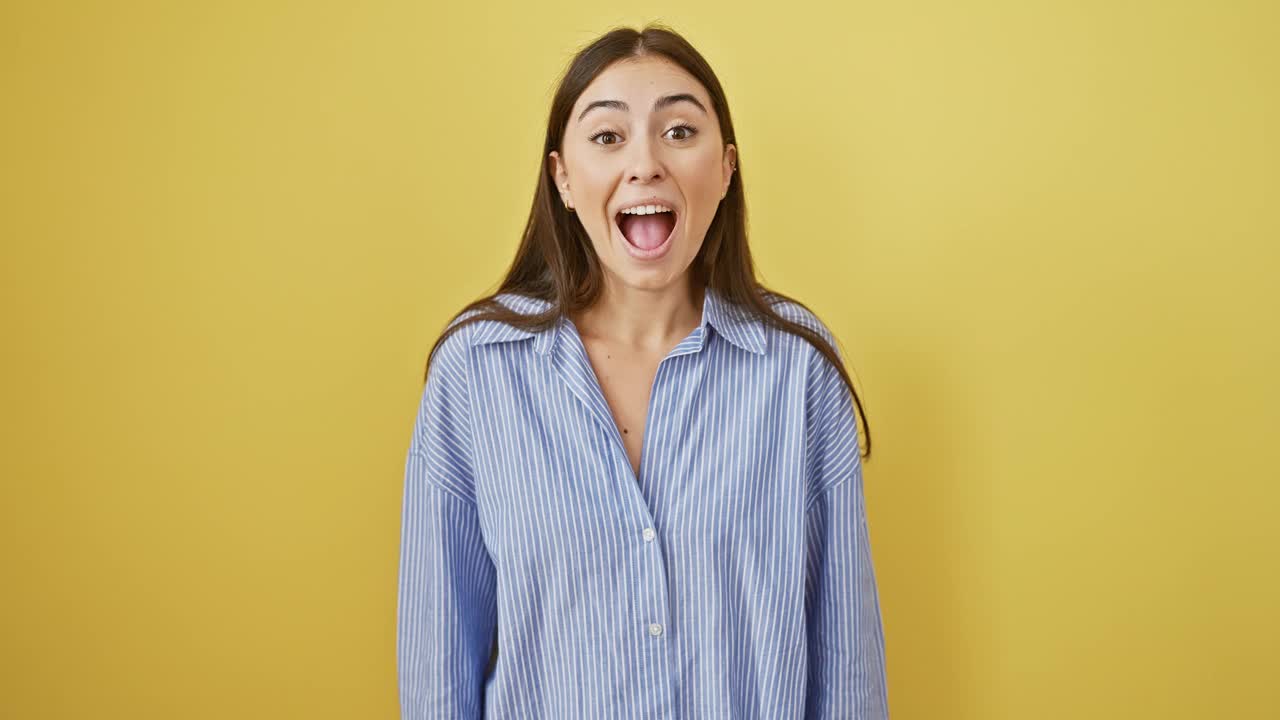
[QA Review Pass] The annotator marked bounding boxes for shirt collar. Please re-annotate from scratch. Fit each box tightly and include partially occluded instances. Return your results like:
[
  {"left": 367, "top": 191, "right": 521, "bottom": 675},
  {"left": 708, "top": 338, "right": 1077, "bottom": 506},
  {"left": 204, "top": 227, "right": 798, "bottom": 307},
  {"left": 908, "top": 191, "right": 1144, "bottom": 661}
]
[
  {"left": 468, "top": 285, "right": 766, "bottom": 356},
  {"left": 696, "top": 284, "right": 767, "bottom": 355}
]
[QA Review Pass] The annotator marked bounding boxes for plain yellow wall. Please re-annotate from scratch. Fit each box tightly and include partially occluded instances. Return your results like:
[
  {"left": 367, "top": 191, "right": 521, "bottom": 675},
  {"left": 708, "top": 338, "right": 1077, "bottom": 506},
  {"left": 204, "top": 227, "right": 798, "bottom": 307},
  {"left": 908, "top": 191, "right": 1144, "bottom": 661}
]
[{"left": 2, "top": 1, "right": 1276, "bottom": 718}]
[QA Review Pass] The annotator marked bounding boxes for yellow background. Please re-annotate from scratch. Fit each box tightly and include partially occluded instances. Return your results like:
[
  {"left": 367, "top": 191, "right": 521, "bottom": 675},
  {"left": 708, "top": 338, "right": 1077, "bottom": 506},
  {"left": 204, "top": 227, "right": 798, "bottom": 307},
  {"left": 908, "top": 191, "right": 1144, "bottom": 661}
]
[{"left": 3, "top": 1, "right": 1276, "bottom": 718}]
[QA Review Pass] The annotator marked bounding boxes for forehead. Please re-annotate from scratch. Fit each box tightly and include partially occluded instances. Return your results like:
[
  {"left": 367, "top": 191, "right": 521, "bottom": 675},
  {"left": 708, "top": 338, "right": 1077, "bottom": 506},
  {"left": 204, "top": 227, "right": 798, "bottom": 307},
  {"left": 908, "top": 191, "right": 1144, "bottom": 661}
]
[{"left": 574, "top": 56, "right": 709, "bottom": 112}]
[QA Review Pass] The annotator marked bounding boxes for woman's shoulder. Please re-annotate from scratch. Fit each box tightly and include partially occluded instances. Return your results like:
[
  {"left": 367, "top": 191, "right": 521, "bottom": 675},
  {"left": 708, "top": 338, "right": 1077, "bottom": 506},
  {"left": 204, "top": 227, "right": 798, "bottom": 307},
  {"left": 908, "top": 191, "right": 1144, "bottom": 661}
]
[
  {"left": 760, "top": 291, "right": 840, "bottom": 355},
  {"left": 431, "top": 291, "right": 555, "bottom": 366}
]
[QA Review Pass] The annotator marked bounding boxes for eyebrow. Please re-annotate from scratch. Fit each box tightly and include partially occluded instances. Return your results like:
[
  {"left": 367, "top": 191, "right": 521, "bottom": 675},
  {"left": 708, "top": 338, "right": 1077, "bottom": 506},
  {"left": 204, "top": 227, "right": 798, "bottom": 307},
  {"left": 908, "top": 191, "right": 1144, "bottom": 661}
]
[{"left": 576, "top": 93, "right": 709, "bottom": 124}]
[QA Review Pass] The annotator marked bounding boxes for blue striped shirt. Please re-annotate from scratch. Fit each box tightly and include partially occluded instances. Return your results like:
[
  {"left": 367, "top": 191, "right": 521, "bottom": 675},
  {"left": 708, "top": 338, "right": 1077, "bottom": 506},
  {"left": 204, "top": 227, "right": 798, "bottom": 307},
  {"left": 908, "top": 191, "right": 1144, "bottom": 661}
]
[{"left": 397, "top": 285, "right": 889, "bottom": 719}]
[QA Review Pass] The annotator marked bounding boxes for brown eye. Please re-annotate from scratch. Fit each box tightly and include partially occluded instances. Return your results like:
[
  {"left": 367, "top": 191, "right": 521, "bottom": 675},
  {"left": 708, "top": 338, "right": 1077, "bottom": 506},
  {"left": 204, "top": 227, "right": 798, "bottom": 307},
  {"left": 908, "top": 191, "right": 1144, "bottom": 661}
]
[
  {"left": 667, "top": 124, "right": 698, "bottom": 141},
  {"left": 589, "top": 130, "right": 620, "bottom": 145}
]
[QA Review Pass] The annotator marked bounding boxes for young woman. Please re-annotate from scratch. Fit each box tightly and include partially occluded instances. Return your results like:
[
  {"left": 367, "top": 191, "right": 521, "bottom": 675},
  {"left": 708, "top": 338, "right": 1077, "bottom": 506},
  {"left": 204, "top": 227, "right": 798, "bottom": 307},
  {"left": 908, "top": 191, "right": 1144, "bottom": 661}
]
[{"left": 397, "top": 23, "right": 888, "bottom": 720}]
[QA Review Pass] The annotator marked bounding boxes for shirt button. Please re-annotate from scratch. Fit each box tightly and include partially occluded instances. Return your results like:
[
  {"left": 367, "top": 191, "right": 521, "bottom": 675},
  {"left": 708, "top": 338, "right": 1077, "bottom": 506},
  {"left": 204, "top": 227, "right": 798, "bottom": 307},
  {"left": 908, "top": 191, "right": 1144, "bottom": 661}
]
[
  {"left": 642, "top": 527, "right": 656, "bottom": 542},
  {"left": 648, "top": 623, "right": 663, "bottom": 637}
]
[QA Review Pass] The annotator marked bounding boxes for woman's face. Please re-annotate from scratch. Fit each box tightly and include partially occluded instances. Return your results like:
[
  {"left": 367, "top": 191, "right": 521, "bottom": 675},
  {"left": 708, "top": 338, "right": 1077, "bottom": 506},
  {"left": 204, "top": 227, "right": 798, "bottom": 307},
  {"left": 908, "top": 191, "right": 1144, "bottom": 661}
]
[{"left": 550, "top": 55, "right": 736, "bottom": 293}]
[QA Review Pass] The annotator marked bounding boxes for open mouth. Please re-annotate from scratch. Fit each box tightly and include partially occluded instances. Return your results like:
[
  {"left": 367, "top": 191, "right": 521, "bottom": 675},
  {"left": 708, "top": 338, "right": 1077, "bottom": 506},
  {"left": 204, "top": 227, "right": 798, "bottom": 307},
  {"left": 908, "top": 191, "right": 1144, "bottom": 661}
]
[{"left": 614, "top": 208, "right": 678, "bottom": 253}]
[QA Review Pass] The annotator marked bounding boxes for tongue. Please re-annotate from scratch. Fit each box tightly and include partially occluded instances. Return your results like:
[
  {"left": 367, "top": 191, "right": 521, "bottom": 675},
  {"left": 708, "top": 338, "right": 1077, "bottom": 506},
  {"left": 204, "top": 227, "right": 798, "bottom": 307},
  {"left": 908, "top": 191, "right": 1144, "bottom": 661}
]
[{"left": 619, "top": 212, "right": 675, "bottom": 250}]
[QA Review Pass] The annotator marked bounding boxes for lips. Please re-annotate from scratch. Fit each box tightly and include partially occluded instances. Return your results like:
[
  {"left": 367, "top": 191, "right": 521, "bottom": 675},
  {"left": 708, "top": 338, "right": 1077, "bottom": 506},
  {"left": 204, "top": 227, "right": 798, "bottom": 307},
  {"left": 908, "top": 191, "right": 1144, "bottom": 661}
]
[
  {"left": 613, "top": 209, "right": 678, "bottom": 261},
  {"left": 615, "top": 210, "right": 677, "bottom": 251}
]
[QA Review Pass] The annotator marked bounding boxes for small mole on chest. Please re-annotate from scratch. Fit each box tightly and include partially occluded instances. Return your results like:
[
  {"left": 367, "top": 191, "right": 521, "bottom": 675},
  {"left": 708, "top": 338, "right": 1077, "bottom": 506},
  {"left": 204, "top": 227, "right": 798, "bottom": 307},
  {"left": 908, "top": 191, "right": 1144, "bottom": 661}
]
[{"left": 622, "top": 428, "right": 629, "bottom": 434}]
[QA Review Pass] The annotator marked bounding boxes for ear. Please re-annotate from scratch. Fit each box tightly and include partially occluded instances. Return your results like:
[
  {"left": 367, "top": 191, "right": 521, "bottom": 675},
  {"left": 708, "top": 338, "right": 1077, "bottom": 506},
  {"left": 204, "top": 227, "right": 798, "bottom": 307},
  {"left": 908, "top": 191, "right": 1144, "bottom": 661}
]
[
  {"left": 721, "top": 144, "right": 737, "bottom": 199},
  {"left": 548, "top": 150, "right": 573, "bottom": 210}
]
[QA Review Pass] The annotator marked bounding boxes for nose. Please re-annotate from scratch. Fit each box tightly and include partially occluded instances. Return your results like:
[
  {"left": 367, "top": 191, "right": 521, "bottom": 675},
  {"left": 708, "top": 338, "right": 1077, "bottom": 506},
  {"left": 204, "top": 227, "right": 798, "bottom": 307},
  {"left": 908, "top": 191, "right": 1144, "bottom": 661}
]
[{"left": 626, "top": 137, "right": 664, "bottom": 183}]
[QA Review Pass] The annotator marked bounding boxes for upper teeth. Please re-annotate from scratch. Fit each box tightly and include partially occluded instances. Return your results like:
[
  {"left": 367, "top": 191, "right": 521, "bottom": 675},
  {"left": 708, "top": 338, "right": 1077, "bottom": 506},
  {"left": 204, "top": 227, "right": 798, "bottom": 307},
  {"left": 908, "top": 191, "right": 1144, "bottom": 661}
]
[{"left": 621, "top": 204, "right": 673, "bottom": 215}]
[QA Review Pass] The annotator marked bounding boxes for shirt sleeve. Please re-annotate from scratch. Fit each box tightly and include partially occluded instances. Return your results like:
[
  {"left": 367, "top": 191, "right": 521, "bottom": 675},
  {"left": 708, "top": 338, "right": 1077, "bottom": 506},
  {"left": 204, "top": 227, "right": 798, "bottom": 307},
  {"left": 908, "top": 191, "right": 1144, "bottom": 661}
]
[
  {"left": 802, "top": 334, "right": 890, "bottom": 719},
  {"left": 396, "top": 327, "right": 498, "bottom": 720}
]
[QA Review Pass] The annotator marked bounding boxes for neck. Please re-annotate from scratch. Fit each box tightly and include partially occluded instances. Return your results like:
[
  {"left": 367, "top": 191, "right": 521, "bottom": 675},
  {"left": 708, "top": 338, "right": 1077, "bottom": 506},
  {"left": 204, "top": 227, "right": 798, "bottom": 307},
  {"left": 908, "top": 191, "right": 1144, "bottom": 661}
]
[{"left": 572, "top": 277, "right": 704, "bottom": 353}]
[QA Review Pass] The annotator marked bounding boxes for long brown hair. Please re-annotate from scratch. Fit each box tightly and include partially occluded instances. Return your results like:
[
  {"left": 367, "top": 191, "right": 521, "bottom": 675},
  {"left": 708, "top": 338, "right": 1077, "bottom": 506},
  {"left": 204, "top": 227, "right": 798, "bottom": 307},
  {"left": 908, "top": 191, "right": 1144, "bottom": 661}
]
[{"left": 423, "top": 23, "right": 872, "bottom": 460}]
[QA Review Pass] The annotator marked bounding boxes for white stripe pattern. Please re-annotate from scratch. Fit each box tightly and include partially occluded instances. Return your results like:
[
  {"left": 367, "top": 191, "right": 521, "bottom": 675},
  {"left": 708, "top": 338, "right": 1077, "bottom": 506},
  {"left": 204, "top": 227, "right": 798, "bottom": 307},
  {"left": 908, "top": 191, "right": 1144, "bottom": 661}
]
[{"left": 397, "top": 285, "right": 889, "bottom": 719}]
